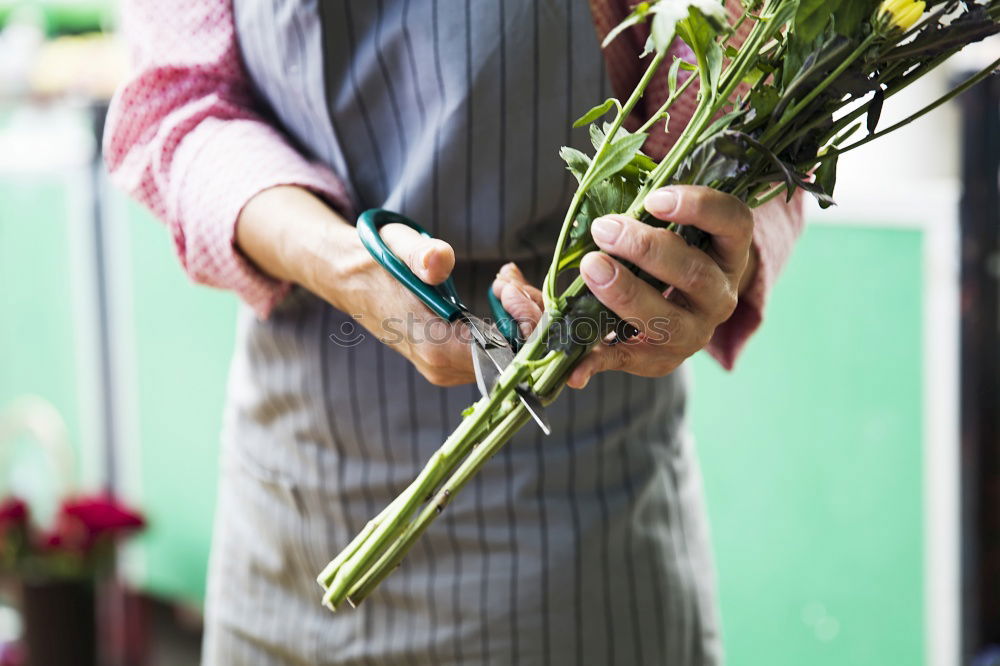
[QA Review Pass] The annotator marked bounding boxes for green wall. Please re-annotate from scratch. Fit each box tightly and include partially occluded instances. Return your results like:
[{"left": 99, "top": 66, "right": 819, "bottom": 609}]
[
  {"left": 0, "top": 176, "right": 84, "bottom": 514},
  {"left": 692, "top": 225, "right": 924, "bottom": 666},
  {"left": 124, "top": 200, "right": 236, "bottom": 604}
]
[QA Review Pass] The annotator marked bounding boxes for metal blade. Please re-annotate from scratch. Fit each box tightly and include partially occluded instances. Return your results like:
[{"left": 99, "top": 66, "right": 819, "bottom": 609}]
[
  {"left": 514, "top": 385, "right": 551, "bottom": 435},
  {"left": 471, "top": 341, "right": 499, "bottom": 399},
  {"left": 465, "top": 315, "right": 551, "bottom": 435}
]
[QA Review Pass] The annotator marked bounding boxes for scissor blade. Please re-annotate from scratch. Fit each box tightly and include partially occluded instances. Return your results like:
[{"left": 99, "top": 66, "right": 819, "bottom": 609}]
[
  {"left": 470, "top": 339, "right": 551, "bottom": 436},
  {"left": 514, "top": 385, "right": 551, "bottom": 436},
  {"left": 471, "top": 342, "right": 499, "bottom": 399}
]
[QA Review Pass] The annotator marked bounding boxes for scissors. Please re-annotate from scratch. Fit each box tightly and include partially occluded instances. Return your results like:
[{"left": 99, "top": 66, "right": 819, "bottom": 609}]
[{"left": 356, "top": 209, "right": 551, "bottom": 435}]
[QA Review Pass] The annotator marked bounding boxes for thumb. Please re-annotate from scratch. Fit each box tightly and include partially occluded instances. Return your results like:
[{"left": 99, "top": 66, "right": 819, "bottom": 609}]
[{"left": 379, "top": 223, "right": 455, "bottom": 285}]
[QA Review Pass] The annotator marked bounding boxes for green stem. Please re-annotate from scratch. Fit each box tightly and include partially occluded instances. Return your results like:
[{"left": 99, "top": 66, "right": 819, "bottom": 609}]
[
  {"left": 544, "top": 48, "right": 668, "bottom": 305},
  {"left": 759, "top": 32, "right": 879, "bottom": 147},
  {"left": 345, "top": 403, "right": 532, "bottom": 605},
  {"left": 635, "top": 69, "right": 700, "bottom": 135},
  {"left": 804, "top": 55, "right": 1000, "bottom": 169}
]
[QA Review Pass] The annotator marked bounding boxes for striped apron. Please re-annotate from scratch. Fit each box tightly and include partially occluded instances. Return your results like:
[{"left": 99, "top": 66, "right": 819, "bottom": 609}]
[{"left": 202, "top": 1, "right": 721, "bottom": 664}]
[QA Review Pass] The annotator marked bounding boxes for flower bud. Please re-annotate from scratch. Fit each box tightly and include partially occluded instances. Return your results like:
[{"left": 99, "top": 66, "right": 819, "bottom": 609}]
[{"left": 878, "top": 0, "right": 927, "bottom": 32}]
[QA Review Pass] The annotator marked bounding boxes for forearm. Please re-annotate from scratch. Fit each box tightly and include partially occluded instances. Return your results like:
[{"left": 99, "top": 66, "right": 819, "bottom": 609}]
[{"left": 235, "top": 185, "right": 370, "bottom": 313}]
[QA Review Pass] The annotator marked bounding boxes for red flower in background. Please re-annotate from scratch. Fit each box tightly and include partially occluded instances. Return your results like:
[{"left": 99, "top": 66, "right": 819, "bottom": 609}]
[
  {"left": 44, "top": 494, "right": 144, "bottom": 551},
  {"left": 0, "top": 498, "right": 28, "bottom": 532}
]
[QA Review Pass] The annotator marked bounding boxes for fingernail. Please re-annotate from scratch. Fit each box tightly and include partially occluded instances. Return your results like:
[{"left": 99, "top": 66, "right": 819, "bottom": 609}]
[
  {"left": 581, "top": 253, "right": 616, "bottom": 287},
  {"left": 499, "top": 262, "right": 519, "bottom": 279},
  {"left": 645, "top": 189, "right": 678, "bottom": 215},
  {"left": 591, "top": 216, "right": 622, "bottom": 244}
]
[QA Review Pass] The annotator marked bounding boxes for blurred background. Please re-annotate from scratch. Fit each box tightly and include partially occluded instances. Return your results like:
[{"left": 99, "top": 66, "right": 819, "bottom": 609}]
[{"left": 0, "top": 1, "right": 997, "bottom": 665}]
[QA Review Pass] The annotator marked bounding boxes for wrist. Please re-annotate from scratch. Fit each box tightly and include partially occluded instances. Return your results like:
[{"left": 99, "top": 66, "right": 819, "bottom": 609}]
[{"left": 236, "top": 185, "right": 371, "bottom": 311}]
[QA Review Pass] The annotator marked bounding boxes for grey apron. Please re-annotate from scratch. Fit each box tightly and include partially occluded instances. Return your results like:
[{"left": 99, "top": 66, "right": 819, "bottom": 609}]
[{"left": 202, "top": 2, "right": 721, "bottom": 664}]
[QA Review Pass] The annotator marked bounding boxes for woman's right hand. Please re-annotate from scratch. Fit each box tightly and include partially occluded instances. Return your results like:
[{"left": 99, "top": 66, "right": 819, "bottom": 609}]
[{"left": 235, "top": 185, "right": 476, "bottom": 386}]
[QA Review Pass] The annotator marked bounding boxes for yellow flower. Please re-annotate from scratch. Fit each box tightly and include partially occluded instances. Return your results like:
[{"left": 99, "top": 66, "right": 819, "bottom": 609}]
[{"left": 878, "top": 0, "right": 927, "bottom": 31}]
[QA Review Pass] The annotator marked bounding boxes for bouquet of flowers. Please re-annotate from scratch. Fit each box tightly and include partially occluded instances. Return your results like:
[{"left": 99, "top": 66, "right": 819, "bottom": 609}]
[
  {"left": 318, "top": 0, "right": 1000, "bottom": 609},
  {"left": 0, "top": 493, "right": 144, "bottom": 580}
]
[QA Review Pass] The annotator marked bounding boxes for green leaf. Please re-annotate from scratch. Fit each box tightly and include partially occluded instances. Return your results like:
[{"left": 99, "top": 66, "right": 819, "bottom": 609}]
[
  {"left": 558, "top": 146, "right": 591, "bottom": 183},
  {"left": 601, "top": 1, "right": 653, "bottom": 48},
  {"left": 630, "top": 150, "right": 658, "bottom": 174},
  {"left": 705, "top": 39, "right": 723, "bottom": 90},
  {"left": 737, "top": 132, "right": 836, "bottom": 206},
  {"left": 588, "top": 176, "right": 639, "bottom": 219},
  {"left": 675, "top": 131, "right": 749, "bottom": 186},
  {"left": 833, "top": 0, "right": 878, "bottom": 37},
  {"left": 546, "top": 295, "right": 608, "bottom": 354},
  {"left": 668, "top": 57, "right": 684, "bottom": 97},
  {"left": 748, "top": 86, "right": 780, "bottom": 120},
  {"left": 649, "top": 4, "right": 690, "bottom": 54},
  {"left": 866, "top": 87, "right": 885, "bottom": 134},
  {"left": 589, "top": 124, "right": 606, "bottom": 152},
  {"left": 697, "top": 109, "right": 744, "bottom": 142},
  {"left": 586, "top": 132, "right": 648, "bottom": 186},
  {"left": 648, "top": 0, "right": 727, "bottom": 56},
  {"left": 573, "top": 98, "right": 618, "bottom": 128},
  {"left": 794, "top": 0, "right": 839, "bottom": 44},
  {"left": 814, "top": 153, "right": 839, "bottom": 209}
]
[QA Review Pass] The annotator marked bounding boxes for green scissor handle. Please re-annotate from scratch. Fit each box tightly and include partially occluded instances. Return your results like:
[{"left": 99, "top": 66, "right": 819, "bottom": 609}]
[
  {"left": 357, "top": 209, "right": 466, "bottom": 321},
  {"left": 487, "top": 287, "right": 523, "bottom": 350}
]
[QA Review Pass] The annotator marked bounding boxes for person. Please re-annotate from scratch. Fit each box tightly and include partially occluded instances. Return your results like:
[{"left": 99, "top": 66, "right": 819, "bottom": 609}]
[{"left": 105, "top": 1, "right": 803, "bottom": 664}]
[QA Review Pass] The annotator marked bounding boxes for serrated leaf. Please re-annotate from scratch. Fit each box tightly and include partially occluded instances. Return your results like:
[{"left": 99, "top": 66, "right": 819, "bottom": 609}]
[
  {"left": 588, "top": 176, "right": 639, "bottom": 219},
  {"left": 559, "top": 146, "right": 591, "bottom": 184},
  {"left": 586, "top": 132, "right": 648, "bottom": 186},
  {"left": 573, "top": 98, "right": 618, "bottom": 128},
  {"left": 675, "top": 131, "right": 749, "bottom": 186}
]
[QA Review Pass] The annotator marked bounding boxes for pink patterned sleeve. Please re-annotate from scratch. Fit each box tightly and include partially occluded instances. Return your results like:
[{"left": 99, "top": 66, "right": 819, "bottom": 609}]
[
  {"left": 704, "top": 192, "right": 805, "bottom": 370},
  {"left": 103, "top": 0, "right": 353, "bottom": 318}
]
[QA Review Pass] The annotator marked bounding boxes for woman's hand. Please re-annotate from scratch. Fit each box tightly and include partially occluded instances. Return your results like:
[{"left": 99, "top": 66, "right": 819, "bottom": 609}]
[
  {"left": 492, "top": 185, "right": 757, "bottom": 389},
  {"left": 236, "top": 186, "right": 476, "bottom": 386}
]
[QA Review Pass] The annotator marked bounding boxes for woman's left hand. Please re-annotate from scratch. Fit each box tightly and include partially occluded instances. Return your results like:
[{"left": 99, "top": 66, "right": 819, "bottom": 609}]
[{"left": 492, "top": 185, "right": 757, "bottom": 389}]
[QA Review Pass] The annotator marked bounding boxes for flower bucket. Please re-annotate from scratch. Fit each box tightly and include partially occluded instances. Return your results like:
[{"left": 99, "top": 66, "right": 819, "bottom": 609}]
[{"left": 20, "top": 578, "right": 96, "bottom": 666}]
